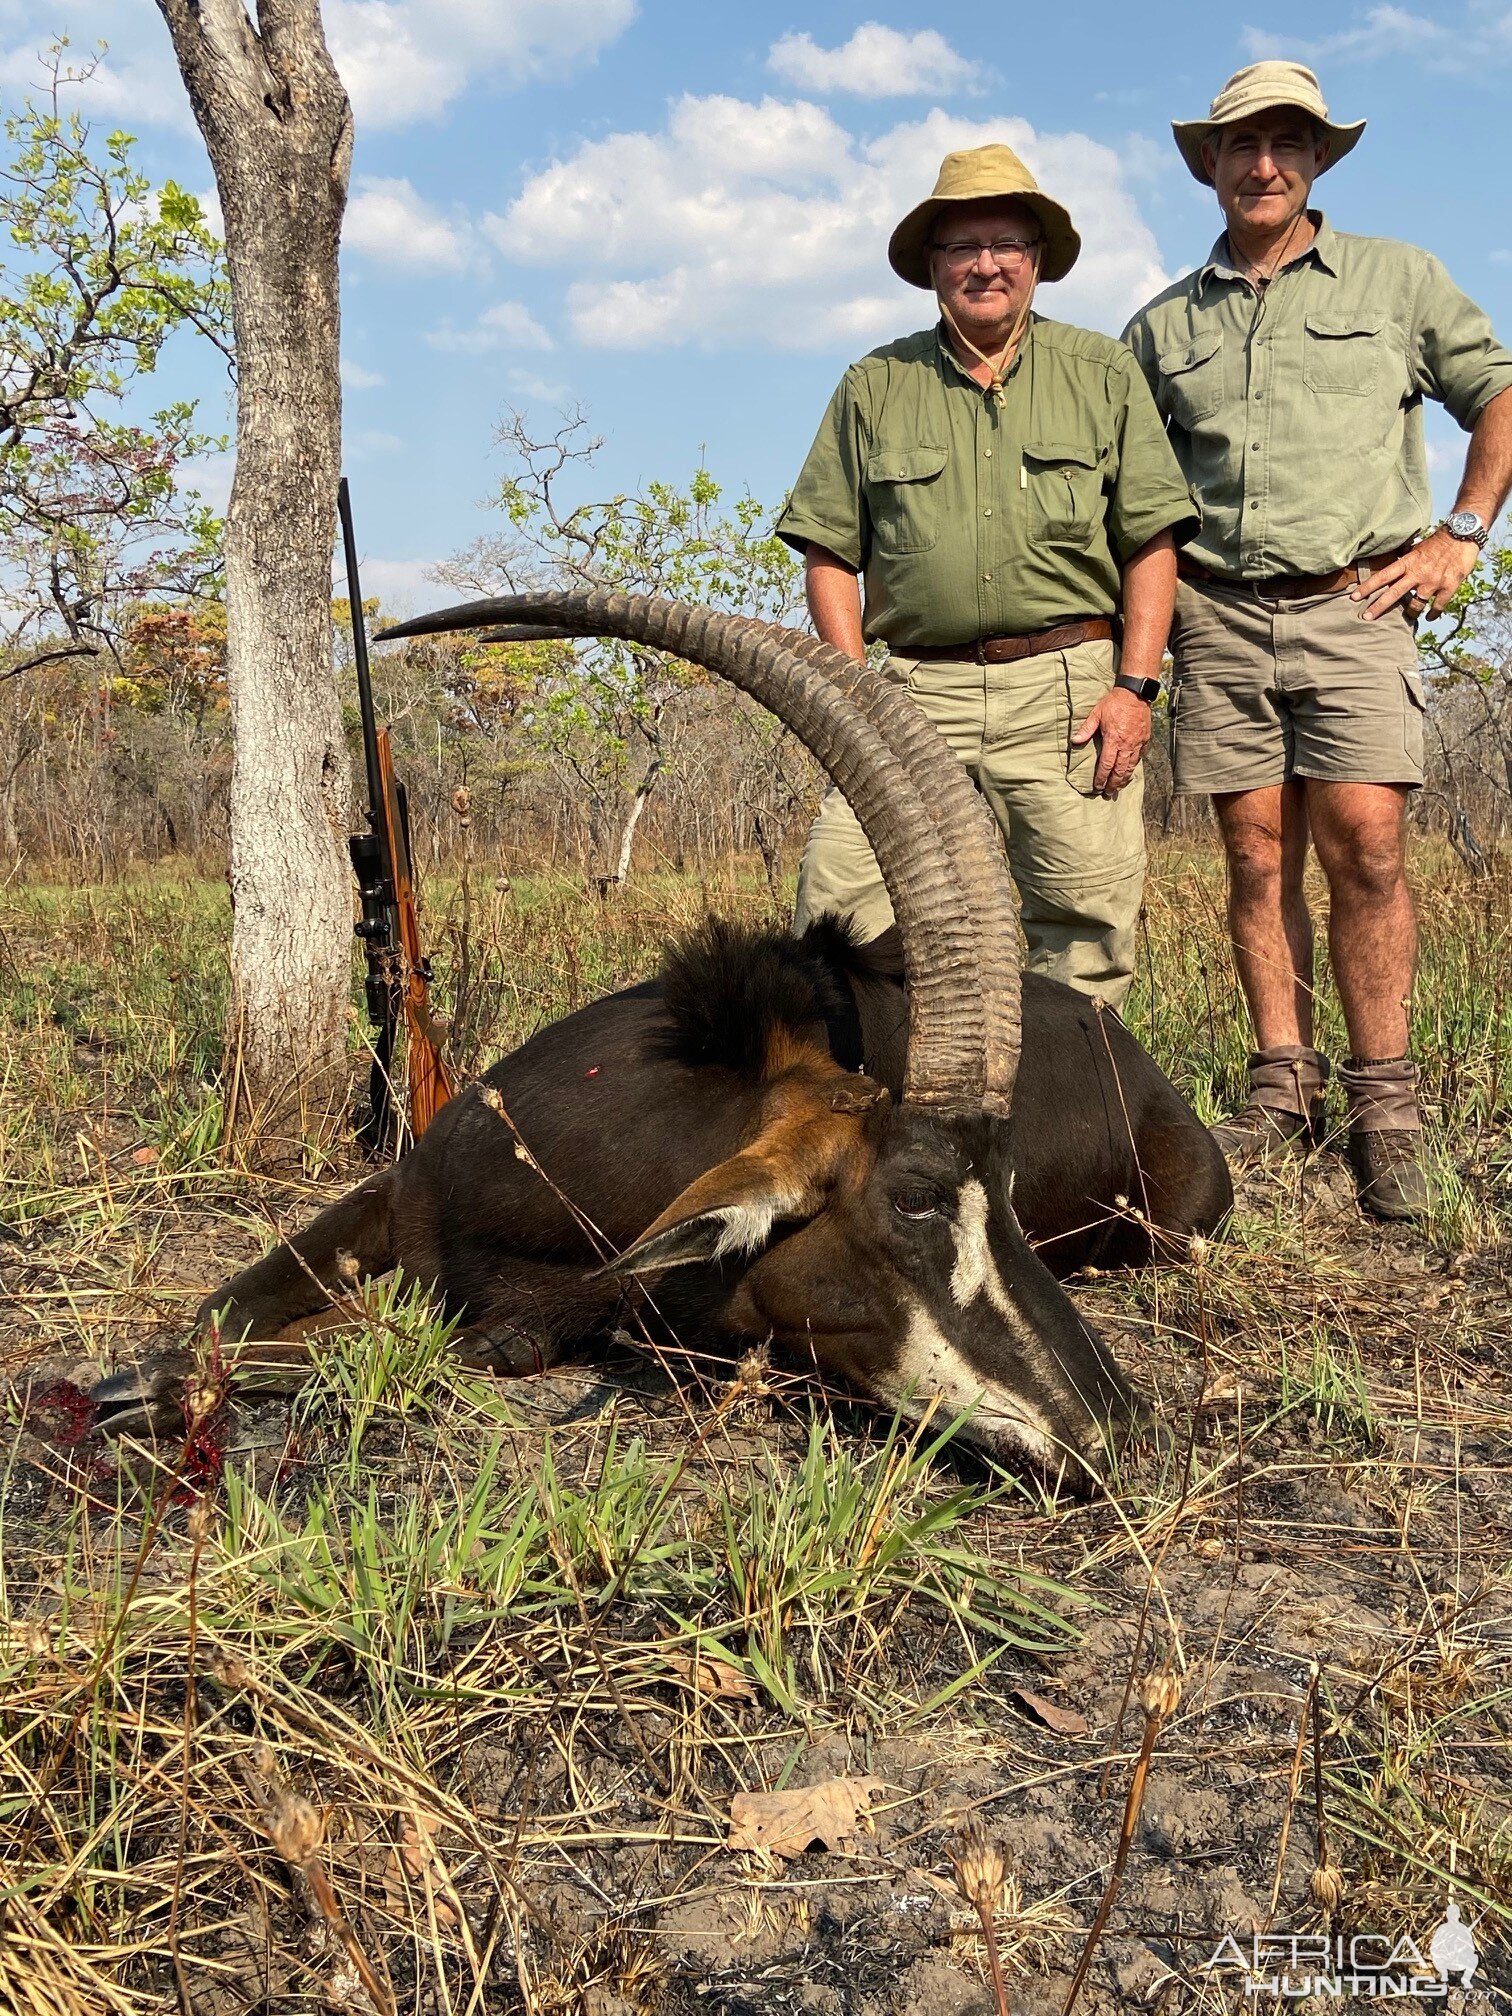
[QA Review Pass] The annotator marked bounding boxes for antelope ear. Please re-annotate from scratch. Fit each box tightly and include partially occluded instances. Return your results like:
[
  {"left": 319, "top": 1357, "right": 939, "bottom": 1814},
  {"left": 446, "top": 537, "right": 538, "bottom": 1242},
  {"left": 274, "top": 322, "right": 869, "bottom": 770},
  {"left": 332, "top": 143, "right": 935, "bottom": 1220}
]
[
  {"left": 602, "top": 1196, "right": 791, "bottom": 1278},
  {"left": 598, "top": 1075, "right": 885, "bottom": 1279}
]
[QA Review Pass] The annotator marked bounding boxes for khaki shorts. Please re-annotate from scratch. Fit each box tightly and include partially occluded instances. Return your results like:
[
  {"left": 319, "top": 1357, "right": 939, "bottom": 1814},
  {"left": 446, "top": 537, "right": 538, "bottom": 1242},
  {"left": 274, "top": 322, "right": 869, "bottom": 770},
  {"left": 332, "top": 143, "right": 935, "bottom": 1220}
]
[
  {"left": 1169, "top": 575, "right": 1425, "bottom": 796},
  {"left": 793, "top": 639, "right": 1146, "bottom": 1009}
]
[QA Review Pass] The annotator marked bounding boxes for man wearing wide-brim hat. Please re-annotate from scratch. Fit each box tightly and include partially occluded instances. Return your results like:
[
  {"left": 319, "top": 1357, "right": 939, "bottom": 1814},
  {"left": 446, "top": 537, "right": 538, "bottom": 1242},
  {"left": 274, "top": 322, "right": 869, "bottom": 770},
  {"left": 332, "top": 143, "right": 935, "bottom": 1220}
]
[
  {"left": 1123, "top": 61, "right": 1512, "bottom": 1219},
  {"left": 777, "top": 144, "right": 1197, "bottom": 1010}
]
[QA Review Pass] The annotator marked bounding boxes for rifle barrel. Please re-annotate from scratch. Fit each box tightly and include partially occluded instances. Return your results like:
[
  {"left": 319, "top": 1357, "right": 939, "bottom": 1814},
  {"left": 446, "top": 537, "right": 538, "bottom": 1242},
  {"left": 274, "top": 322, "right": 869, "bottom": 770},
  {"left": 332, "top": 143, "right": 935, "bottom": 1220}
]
[{"left": 337, "top": 476, "right": 386, "bottom": 832}]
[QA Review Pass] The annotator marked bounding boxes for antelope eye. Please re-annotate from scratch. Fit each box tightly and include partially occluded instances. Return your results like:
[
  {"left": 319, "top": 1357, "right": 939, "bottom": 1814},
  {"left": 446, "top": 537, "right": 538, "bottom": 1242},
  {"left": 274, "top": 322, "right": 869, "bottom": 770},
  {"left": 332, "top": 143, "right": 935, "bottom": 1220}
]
[{"left": 892, "top": 1190, "right": 943, "bottom": 1221}]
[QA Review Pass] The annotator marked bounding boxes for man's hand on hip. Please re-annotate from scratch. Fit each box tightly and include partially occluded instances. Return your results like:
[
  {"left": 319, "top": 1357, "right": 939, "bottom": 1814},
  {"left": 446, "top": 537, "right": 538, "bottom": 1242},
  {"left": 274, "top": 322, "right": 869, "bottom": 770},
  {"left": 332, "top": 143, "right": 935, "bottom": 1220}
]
[
  {"left": 1352, "top": 527, "right": 1479, "bottom": 621},
  {"left": 1072, "top": 687, "right": 1151, "bottom": 798}
]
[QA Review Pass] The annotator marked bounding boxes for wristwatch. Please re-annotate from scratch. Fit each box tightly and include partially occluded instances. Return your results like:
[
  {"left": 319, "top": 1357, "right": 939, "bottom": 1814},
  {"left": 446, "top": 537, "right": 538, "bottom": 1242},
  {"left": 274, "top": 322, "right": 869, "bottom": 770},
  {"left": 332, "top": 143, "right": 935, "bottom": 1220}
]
[
  {"left": 1114, "top": 673, "right": 1162, "bottom": 704},
  {"left": 1444, "top": 510, "right": 1490, "bottom": 549}
]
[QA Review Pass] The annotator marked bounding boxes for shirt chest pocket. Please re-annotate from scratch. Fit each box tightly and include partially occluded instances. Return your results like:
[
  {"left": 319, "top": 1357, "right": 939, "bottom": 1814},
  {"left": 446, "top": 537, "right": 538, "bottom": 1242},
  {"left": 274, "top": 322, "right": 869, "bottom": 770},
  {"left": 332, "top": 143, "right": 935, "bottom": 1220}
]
[
  {"left": 865, "top": 445, "right": 948, "bottom": 556},
  {"left": 1022, "top": 440, "right": 1104, "bottom": 546},
  {"left": 1302, "top": 311, "right": 1386, "bottom": 395},
  {"left": 1157, "top": 330, "right": 1224, "bottom": 428}
]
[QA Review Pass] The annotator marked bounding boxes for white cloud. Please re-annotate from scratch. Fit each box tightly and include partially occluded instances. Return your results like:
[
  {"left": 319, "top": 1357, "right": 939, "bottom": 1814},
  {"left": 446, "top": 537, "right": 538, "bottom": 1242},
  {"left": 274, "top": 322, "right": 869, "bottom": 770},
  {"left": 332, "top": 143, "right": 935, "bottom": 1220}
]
[
  {"left": 341, "top": 358, "right": 386, "bottom": 389},
  {"left": 0, "top": 0, "right": 637, "bottom": 135},
  {"left": 357, "top": 557, "right": 444, "bottom": 617},
  {"left": 488, "top": 97, "right": 1169, "bottom": 352},
  {"left": 345, "top": 177, "right": 472, "bottom": 271},
  {"left": 325, "top": 0, "right": 637, "bottom": 129},
  {"left": 176, "top": 451, "right": 235, "bottom": 516},
  {"left": 1241, "top": 5, "right": 1512, "bottom": 72},
  {"left": 348, "top": 427, "right": 403, "bottom": 457},
  {"left": 767, "top": 24, "right": 976, "bottom": 99},
  {"left": 0, "top": 27, "right": 192, "bottom": 131},
  {"left": 505, "top": 367, "right": 572, "bottom": 404},
  {"left": 425, "top": 301, "right": 553, "bottom": 354}
]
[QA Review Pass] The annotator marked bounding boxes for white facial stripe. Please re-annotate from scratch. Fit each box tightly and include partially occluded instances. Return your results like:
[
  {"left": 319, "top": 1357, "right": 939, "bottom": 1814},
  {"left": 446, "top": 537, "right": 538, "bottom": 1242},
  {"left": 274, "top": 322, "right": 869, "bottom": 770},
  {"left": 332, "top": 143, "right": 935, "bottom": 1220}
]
[
  {"left": 884, "top": 1302, "right": 1060, "bottom": 1465},
  {"left": 950, "top": 1178, "right": 1008, "bottom": 1310}
]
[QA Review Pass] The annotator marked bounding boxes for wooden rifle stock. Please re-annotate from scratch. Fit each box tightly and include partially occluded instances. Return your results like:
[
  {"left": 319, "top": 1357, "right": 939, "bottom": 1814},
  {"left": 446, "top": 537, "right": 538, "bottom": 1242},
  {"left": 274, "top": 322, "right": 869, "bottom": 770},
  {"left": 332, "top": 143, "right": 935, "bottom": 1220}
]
[
  {"left": 374, "top": 723, "right": 454, "bottom": 1136},
  {"left": 339, "top": 476, "right": 455, "bottom": 1152}
]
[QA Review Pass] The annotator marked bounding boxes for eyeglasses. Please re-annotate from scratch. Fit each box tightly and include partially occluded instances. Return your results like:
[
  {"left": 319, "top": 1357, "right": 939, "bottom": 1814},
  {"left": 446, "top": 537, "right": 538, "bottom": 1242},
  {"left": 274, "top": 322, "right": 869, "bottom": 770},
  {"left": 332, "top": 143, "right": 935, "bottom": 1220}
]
[{"left": 931, "top": 237, "right": 1041, "bottom": 271}]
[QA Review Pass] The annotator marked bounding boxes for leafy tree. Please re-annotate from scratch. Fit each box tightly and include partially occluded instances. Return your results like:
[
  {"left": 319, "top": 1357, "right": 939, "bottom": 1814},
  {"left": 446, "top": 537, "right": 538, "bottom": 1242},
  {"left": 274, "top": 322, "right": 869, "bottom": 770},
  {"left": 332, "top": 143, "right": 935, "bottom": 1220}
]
[
  {"left": 441, "top": 410, "right": 804, "bottom": 890},
  {"left": 0, "top": 59, "right": 228, "bottom": 682},
  {"left": 1417, "top": 542, "right": 1512, "bottom": 861}
]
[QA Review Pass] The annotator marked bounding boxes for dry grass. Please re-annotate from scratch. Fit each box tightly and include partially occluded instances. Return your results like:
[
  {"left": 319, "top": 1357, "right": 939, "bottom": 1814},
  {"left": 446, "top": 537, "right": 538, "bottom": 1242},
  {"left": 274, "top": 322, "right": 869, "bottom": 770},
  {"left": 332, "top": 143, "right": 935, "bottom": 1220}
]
[{"left": 1, "top": 842, "right": 1509, "bottom": 2013}]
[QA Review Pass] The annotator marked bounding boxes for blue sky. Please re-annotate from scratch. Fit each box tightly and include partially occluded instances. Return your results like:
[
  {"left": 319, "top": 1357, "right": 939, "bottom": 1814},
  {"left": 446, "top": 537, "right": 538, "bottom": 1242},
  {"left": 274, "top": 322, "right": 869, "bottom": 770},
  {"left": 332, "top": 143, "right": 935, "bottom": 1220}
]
[{"left": 8, "top": 0, "right": 1512, "bottom": 611}]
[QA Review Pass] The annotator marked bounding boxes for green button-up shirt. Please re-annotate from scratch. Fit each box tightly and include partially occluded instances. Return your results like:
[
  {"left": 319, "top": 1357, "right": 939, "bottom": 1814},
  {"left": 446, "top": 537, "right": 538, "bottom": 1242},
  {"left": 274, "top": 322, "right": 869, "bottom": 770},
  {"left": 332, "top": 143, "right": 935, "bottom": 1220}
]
[
  {"left": 775, "top": 317, "right": 1197, "bottom": 650},
  {"left": 1121, "top": 214, "right": 1512, "bottom": 579}
]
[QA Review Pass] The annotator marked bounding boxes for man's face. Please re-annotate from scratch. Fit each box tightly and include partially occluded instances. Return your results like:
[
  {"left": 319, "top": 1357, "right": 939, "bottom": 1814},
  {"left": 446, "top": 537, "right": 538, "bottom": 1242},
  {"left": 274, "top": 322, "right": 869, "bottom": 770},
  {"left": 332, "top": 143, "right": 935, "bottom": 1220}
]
[
  {"left": 928, "top": 198, "right": 1042, "bottom": 340},
  {"left": 1205, "top": 109, "right": 1327, "bottom": 238}
]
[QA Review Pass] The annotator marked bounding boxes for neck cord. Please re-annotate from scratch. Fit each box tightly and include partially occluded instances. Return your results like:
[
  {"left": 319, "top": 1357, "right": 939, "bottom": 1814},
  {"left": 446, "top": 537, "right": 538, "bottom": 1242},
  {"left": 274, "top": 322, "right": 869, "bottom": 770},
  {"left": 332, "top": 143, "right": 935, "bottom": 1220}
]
[{"left": 937, "top": 266, "right": 1039, "bottom": 408}]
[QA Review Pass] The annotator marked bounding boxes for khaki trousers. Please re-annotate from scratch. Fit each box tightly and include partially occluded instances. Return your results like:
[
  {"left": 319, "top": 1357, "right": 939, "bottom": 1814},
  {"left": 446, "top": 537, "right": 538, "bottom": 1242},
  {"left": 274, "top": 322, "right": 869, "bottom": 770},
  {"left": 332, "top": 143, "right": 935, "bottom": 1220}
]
[{"left": 794, "top": 640, "right": 1145, "bottom": 1009}]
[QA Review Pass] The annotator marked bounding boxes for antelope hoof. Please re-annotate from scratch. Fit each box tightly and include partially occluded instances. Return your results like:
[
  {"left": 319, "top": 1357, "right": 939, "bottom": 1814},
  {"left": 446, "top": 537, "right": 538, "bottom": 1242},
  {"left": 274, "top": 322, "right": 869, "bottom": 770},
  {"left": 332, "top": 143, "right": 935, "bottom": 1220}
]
[{"left": 90, "top": 1353, "right": 192, "bottom": 1439}]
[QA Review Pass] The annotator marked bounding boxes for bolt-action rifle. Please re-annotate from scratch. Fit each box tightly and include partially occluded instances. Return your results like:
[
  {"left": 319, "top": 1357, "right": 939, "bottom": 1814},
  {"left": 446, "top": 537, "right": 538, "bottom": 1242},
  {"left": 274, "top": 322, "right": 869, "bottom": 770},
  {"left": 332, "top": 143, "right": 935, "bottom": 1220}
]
[{"left": 338, "top": 477, "right": 455, "bottom": 1155}]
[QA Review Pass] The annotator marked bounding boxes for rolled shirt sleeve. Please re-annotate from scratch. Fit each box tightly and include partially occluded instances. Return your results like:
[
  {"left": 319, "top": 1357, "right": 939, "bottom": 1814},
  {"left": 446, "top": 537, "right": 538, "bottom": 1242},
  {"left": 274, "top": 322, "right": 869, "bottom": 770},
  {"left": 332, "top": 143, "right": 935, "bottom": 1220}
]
[
  {"left": 775, "top": 372, "right": 868, "bottom": 568},
  {"left": 1410, "top": 254, "right": 1512, "bottom": 429},
  {"left": 1105, "top": 353, "right": 1200, "bottom": 560}
]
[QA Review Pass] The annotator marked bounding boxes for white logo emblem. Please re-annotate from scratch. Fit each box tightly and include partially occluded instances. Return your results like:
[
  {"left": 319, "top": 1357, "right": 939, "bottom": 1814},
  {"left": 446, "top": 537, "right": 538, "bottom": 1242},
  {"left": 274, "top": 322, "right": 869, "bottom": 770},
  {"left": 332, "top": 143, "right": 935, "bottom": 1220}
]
[{"left": 1428, "top": 1902, "right": 1478, "bottom": 1985}]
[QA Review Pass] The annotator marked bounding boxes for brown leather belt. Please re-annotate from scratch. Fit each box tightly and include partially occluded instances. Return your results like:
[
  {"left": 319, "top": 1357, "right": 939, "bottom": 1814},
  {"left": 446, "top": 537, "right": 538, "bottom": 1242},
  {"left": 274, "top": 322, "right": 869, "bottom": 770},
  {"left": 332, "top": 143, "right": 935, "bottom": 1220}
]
[
  {"left": 904, "top": 618, "right": 1115, "bottom": 665},
  {"left": 1177, "top": 543, "right": 1412, "bottom": 601}
]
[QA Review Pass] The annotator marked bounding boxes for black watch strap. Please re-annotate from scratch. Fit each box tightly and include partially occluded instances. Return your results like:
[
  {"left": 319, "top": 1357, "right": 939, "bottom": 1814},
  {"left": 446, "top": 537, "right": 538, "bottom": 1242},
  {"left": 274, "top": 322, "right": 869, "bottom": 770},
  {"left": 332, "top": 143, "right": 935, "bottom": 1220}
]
[{"left": 1114, "top": 673, "right": 1162, "bottom": 704}]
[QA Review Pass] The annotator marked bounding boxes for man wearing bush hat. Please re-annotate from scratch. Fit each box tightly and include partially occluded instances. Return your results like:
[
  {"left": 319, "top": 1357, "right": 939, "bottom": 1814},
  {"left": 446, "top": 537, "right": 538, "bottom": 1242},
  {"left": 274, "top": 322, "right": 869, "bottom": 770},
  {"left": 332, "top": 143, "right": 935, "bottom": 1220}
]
[
  {"left": 1124, "top": 62, "right": 1512, "bottom": 1218},
  {"left": 778, "top": 143, "right": 1196, "bottom": 1009}
]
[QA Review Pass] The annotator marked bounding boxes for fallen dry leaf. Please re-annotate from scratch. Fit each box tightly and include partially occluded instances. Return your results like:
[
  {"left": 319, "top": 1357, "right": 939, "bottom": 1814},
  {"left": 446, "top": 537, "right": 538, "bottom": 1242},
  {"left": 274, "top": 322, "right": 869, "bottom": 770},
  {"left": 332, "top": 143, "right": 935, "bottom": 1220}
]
[
  {"left": 661, "top": 1648, "right": 757, "bottom": 1703},
  {"left": 383, "top": 1811, "right": 459, "bottom": 1928},
  {"left": 727, "top": 1775, "right": 884, "bottom": 1859},
  {"left": 1010, "top": 1687, "right": 1088, "bottom": 1737}
]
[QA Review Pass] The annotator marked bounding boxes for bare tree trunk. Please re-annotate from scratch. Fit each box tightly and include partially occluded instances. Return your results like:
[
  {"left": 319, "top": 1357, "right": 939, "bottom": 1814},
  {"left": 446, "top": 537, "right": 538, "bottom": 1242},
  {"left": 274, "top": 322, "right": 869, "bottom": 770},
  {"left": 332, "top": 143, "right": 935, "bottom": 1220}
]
[
  {"left": 599, "top": 755, "right": 661, "bottom": 896},
  {"left": 155, "top": 0, "right": 353, "bottom": 1158}
]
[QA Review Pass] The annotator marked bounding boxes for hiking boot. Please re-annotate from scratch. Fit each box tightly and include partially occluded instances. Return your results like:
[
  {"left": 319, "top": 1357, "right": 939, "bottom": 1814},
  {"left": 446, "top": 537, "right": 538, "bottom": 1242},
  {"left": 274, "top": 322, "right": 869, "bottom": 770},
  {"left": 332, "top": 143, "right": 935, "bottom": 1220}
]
[
  {"left": 1340, "top": 1055, "right": 1430, "bottom": 1221},
  {"left": 1210, "top": 1103, "right": 1314, "bottom": 1162},
  {"left": 1212, "top": 1044, "right": 1330, "bottom": 1165},
  {"left": 1347, "top": 1128, "right": 1432, "bottom": 1221}
]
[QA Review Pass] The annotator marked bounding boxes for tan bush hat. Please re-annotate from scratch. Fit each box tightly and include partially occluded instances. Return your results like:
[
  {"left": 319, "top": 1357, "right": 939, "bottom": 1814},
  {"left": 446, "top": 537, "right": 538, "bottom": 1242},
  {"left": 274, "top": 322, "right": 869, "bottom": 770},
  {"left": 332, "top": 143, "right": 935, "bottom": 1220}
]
[
  {"left": 1173, "top": 61, "right": 1365, "bottom": 185},
  {"left": 888, "top": 143, "right": 1080, "bottom": 288}
]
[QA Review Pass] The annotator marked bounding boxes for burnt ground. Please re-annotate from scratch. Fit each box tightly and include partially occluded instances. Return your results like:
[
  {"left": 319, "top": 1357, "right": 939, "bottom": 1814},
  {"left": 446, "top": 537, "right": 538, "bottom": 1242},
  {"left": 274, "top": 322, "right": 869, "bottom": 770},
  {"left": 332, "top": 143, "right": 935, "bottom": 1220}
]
[{"left": 3, "top": 1115, "right": 1511, "bottom": 2016}]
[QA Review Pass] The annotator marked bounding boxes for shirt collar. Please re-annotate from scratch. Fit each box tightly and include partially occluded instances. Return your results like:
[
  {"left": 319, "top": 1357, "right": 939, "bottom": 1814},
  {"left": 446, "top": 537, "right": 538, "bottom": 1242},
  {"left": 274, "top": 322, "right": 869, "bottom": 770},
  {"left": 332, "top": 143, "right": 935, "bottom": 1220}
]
[
  {"left": 1198, "top": 210, "right": 1337, "bottom": 293},
  {"left": 934, "top": 313, "right": 1037, "bottom": 387}
]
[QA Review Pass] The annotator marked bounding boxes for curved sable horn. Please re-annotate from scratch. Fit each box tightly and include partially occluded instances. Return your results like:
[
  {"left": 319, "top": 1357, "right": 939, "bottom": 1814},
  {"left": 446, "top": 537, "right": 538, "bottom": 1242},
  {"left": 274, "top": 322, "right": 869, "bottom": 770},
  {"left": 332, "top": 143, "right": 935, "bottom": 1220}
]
[
  {"left": 746, "top": 624, "right": 1024, "bottom": 1109},
  {"left": 379, "top": 590, "right": 994, "bottom": 1112},
  {"left": 476, "top": 625, "right": 580, "bottom": 644},
  {"left": 470, "top": 614, "right": 1024, "bottom": 1104}
]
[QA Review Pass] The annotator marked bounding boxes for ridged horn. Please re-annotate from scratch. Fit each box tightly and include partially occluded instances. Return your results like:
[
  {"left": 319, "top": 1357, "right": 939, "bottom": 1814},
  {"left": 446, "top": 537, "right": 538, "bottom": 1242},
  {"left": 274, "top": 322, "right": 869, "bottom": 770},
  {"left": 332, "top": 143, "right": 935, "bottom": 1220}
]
[
  {"left": 470, "top": 614, "right": 1025, "bottom": 1107},
  {"left": 378, "top": 590, "right": 992, "bottom": 1112},
  {"left": 752, "top": 624, "right": 1023, "bottom": 1108}
]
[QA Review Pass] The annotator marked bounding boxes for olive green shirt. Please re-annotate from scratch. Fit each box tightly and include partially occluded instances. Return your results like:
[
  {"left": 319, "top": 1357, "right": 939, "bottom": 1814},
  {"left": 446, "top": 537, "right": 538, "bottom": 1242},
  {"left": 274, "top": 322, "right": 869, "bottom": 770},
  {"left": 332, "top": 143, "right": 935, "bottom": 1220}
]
[
  {"left": 775, "top": 317, "right": 1197, "bottom": 650},
  {"left": 1121, "top": 214, "right": 1512, "bottom": 579}
]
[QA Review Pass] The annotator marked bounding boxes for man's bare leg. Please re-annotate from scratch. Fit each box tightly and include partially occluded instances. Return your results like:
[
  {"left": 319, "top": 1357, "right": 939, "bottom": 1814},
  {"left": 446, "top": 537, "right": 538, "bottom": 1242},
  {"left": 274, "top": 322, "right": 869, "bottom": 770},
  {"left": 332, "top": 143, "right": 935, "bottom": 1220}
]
[
  {"left": 1302, "top": 781, "right": 1415, "bottom": 1058},
  {"left": 1213, "top": 781, "right": 1316, "bottom": 1045},
  {"left": 1302, "top": 778, "right": 1425, "bottom": 1217},
  {"left": 1210, "top": 782, "right": 1329, "bottom": 1156}
]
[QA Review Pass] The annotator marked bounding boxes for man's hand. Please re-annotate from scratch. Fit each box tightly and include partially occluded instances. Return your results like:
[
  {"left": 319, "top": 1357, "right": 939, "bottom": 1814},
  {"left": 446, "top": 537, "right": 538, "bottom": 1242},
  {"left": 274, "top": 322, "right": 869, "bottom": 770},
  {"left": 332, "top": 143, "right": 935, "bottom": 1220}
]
[
  {"left": 1072, "top": 687, "right": 1151, "bottom": 798},
  {"left": 1352, "top": 527, "right": 1480, "bottom": 621}
]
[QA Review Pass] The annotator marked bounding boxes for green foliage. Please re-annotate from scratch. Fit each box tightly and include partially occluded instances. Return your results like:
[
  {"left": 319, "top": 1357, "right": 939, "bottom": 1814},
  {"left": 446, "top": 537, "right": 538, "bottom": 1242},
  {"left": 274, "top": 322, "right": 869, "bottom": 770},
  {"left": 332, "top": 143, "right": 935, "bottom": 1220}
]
[
  {"left": 440, "top": 412, "right": 806, "bottom": 874},
  {"left": 0, "top": 58, "right": 230, "bottom": 678}
]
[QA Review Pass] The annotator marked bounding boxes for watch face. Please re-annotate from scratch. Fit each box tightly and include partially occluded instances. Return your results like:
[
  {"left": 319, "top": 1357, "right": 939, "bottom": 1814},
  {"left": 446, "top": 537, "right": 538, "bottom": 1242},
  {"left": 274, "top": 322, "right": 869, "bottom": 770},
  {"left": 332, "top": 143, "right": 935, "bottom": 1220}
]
[{"left": 1447, "top": 511, "right": 1485, "bottom": 542}]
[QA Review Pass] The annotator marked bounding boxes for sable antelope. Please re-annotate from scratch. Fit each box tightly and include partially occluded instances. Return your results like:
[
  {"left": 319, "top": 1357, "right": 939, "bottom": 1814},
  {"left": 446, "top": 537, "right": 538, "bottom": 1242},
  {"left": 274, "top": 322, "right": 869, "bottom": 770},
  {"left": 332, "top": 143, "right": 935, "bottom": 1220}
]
[{"left": 93, "top": 592, "right": 1230, "bottom": 1481}]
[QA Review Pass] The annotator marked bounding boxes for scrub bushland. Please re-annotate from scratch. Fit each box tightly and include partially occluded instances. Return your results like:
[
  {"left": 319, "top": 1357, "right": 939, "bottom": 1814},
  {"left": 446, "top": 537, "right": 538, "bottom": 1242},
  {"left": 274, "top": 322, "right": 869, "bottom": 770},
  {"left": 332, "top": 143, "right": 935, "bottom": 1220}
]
[{"left": 2, "top": 841, "right": 1509, "bottom": 2015}]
